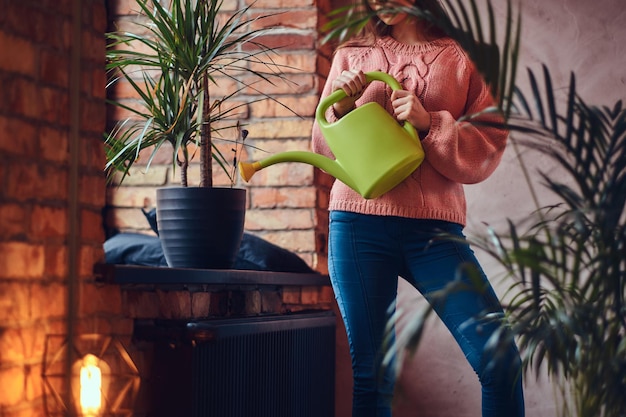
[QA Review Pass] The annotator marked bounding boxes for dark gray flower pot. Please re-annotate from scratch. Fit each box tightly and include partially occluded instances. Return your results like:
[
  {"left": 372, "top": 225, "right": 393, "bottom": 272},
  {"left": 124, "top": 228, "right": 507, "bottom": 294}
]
[{"left": 156, "top": 187, "right": 246, "bottom": 269}]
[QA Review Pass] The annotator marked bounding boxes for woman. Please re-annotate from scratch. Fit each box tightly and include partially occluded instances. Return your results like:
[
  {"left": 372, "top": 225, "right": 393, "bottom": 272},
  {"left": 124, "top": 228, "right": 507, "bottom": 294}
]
[{"left": 311, "top": 1, "right": 525, "bottom": 416}]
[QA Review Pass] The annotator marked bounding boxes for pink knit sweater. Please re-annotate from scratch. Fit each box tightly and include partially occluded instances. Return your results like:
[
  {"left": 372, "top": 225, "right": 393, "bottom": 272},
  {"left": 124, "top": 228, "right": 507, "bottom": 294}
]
[{"left": 311, "top": 36, "right": 507, "bottom": 226}]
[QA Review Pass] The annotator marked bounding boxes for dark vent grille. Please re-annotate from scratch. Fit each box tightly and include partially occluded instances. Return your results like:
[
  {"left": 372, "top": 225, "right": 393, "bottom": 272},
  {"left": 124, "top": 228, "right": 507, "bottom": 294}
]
[{"left": 141, "top": 312, "right": 336, "bottom": 417}]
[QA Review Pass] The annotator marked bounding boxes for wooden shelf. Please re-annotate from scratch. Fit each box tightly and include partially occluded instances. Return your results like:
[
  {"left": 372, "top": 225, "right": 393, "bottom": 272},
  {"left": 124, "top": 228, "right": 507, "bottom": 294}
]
[{"left": 94, "top": 263, "right": 331, "bottom": 287}]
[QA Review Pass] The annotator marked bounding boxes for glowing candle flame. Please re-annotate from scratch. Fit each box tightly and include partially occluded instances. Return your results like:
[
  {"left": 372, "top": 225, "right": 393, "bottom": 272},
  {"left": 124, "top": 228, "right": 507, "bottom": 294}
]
[{"left": 79, "top": 354, "right": 102, "bottom": 416}]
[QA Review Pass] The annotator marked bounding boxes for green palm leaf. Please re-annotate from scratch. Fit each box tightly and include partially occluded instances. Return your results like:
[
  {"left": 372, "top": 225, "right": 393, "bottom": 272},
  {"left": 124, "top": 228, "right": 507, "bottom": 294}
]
[{"left": 105, "top": 0, "right": 291, "bottom": 187}]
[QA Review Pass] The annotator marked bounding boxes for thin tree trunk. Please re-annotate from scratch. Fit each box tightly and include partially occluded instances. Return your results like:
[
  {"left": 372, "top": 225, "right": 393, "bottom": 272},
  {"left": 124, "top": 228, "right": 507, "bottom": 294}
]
[
  {"left": 200, "top": 73, "right": 212, "bottom": 187},
  {"left": 180, "top": 157, "right": 188, "bottom": 187}
]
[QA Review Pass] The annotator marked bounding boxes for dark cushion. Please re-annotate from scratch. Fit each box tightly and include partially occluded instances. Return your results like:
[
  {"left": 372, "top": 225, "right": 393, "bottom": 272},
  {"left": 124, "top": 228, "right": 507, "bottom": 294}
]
[
  {"left": 106, "top": 208, "right": 314, "bottom": 273},
  {"left": 234, "top": 232, "right": 314, "bottom": 273},
  {"left": 142, "top": 207, "right": 159, "bottom": 235},
  {"left": 104, "top": 232, "right": 167, "bottom": 267}
]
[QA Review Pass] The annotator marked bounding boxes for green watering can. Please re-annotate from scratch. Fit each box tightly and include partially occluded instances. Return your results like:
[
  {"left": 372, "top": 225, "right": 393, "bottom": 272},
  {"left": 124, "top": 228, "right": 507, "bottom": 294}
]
[{"left": 238, "top": 71, "right": 425, "bottom": 199}]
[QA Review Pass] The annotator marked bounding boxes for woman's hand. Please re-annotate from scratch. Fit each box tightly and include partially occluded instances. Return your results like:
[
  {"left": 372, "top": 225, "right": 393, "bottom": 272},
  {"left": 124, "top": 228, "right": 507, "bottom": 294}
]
[
  {"left": 331, "top": 70, "right": 367, "bottom": 117},
  {"left": 391, "top": 90, "right": 431, "bottom": 134}
]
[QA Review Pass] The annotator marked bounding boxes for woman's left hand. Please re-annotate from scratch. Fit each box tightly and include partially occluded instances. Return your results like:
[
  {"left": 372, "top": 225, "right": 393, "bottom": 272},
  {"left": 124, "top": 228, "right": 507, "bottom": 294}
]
[{"left": 391, "top": 90, "right": 431, "bottom": 134}]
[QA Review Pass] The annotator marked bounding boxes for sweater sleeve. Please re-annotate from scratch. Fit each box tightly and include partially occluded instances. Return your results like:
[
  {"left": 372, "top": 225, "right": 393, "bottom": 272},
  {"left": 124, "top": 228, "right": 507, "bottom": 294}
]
[{"left": 420, "top": 64, "right": 508, "bottom": 185}]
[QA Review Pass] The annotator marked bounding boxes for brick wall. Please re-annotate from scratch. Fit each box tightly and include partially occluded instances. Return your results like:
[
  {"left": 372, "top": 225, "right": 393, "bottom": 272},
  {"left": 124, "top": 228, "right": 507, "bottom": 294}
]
[
  {"left": 0, "top": 0, "right": 348, "bottom": 415},
  {"left": 105, "top": 0, "right": 331, "bottom": 272},
  {"left": 0, "top": 1, "right": 131, "bottom": 415}
]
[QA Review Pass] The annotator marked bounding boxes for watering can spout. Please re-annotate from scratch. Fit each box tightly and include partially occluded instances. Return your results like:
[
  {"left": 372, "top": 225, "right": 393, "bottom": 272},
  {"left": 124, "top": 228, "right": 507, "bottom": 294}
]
[
  {"left": 239, "top": 151, "right": 359, "bottom": 192},
  {"left": 239, "top": 161, "right": 262, "bottom": 182}
]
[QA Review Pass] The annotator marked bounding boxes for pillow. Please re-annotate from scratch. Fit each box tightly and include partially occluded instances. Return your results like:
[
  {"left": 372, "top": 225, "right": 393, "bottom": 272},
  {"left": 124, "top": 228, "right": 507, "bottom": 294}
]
[
  {"left": 234, "top": 232, "right": 314, "bottom": 273},
  {"left": 120, "top": 208, "right": 316, "bottom": 273},
  {"left": 143, "top": 208, "right": 159, "bottom": 235},
  {"left": 104, "top": 233, "right": 167, "bottom": 267}
]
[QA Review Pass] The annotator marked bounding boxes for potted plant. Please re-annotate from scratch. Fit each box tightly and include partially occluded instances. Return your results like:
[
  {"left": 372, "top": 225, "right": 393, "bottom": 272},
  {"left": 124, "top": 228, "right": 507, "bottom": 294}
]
[
  {"left": 105, "top": 0, "right": 288, "bottom": 269},
  {"left": 326, "top": 1, "right": 625, "bottom": 415}
]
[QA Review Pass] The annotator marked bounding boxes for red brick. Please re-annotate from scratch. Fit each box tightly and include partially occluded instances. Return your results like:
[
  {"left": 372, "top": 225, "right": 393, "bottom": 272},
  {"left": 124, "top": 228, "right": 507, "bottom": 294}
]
[
  {"left": 251, "top": 10, "right": 318, "bottom": 30},
  {"left": 261, "top": 289, "right": 283, "bottom": 314},
  {"left": 107, "top": 0, "right": 142, "bottom": 16},
  {"left": 0, "top": 116, "right": 38, "bottom": 156},
  {"left": 282, "top": 286, "right": 301, "bottom": 304},
  {"left": 110, "top": 317, "right": 135, "bottom": 337},
  {"left": 0, "top": 243, "right": 45, "bottom": 279},
  {"left": 245, "top": 162, "right": 314, "bottom": 187},
  {"left": 0, "top": 323, "right": 48, "bottom": 366},
  {"left": 209, "top": 291, "right": 229, "bottom": 316},
  {"left": 7, "top": 78, "right": 40, "bottom": 120},
  {"left": 245, "top": 208, "right": 314, "bottom": 230},
  {"left": 30, "top": 205, "right": 67, "bottom": 239},
  {"left": 250, "top": 186, "right": 316, "bottom": 209},
  {"left": 246, "top": 119, "right": 314, "bottom": 140},
  {"left": 220, "top": 0, "right": 238, "bottom": 12},
  {"left": 157, "top": 290, "right": 192, "bottom": 319},
  {"left": 37, "top": 166, "right": 69, "bottom": 202},
  {"left": 25, "top": 362, "right": 43, "bottom": 402},
  {"left": 246, "top": 33, "right": 317, "bottom": 50},
  {"left": 92, "top": 0, "right": 108, "bottom": 33},
  {"left": 241, "top": 73, "right": 315, "bottom": 96},
  {"left": 247, "top": 138, "right": 312, "bottom": 157},
  {"left": 0, "top": 203, "right": 28, "bottom": 238},
  {"left": 261, "top": 229, "right": 316, "bottom": 253},
  {"left": 31, "top": 282, "right": 67, "bottom": 320},
  {"left": 191, "top": 292, "right": 211, "bottom": 318},
  {"left": 81, "top": 208, "right": 105, "bottom": 242},
  {"left": 83, "top": 137, "right": 107, "bottom": 175},
  {"left": 109, "top": 165, "right": 169, "bottom": 187},
  {"left": 40, "top": 86, "right": 70, "bottom": 126},
  {"left": 106, "top": 76, "right": 148, "bottom": 101},
  {"left": 79, "top": 174, "right": 107, "bottom": 207},
  {"left": 0, "top": 327, "right": 28, "bottom": 364},
  {"left": 83, "top": 28, "right": 106, "bottom": 63},
  {"left": 39, "top": 127, "right": 68, "bottom": 163},
  {"left": 40, "top": 49, "right": 69, "bottom": 87},
  {"left": 207, "top": 76, "right": 243, "bottom": 100},
  {"left": 44, "top": 244, "right": 68, "bottom": 279},
  {"left": 249, "top": 94, "right": 319, "bottom": 118},
  {"left": 122, "top": 290, "right": 160, "bottom": 319},
  {"left": 80, "top": 245, "right": 105, "bottom": 278},
  {"left": 0, "top": 283, "right": 30, "bottom": 324},
  {"left": 301, "top": 285, "right": 320, "bottom": 305},
  {"left": 106, "top": 186, "right": 158, "bottom": 209},
  {"left": 80, "top": 282, "right": 122, "bottom": 316},
  {"left": 246, "top": 0, "right": 314, "bottom": 7},
  {"left": 91, "top": 66, "right": 107, "bottom": 100},
  {"left": 105, "top": 207, "right": 153, "bottom": 233},
  {"left": 250, "top": 52, "right": 317, "bottom": 74},
  {"left": 0, "top": 365, "right": 24, "bottom": 407},
  {"left": 81, "top": 97, "right": 106, "bottom": 134},
  {"left": 0, "top": 32, "right": 36, "bottom": 76},
  {"left": 244, "top": 291, "right": 262, "bottom": 315},
  {"left": 320, "top": 284, "right": 334, "bottom": 303}
]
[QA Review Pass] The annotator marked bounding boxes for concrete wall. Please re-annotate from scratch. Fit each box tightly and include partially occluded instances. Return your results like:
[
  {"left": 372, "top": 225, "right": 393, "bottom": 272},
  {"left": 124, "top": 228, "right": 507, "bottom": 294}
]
[{"left": 392, "top": 1, "right": 626, "bottom": 416}]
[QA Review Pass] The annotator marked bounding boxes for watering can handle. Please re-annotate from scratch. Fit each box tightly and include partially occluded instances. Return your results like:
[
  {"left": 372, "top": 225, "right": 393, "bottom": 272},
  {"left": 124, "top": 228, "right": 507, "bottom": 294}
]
[{"left": 315, "top": 71, "right": 418, "bottom": 141}]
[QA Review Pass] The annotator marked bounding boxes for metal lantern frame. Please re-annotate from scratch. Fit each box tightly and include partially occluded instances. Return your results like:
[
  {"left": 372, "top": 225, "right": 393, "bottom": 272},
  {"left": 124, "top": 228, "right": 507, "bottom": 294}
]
[{"left": 42, "top": 333, "right": 140, "bottom": 417}]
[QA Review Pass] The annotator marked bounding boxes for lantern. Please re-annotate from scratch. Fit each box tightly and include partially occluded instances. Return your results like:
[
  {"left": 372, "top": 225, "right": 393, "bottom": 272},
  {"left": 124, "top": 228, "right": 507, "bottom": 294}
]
[{"left": 42, "top": 334, "right": 139, "bottom": 417}]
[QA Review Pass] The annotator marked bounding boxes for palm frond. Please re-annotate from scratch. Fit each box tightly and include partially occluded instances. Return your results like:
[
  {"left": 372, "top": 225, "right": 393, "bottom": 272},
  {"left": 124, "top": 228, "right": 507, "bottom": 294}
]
[{"left": 105, "top": 0, "right": 293, "bottom": 187}]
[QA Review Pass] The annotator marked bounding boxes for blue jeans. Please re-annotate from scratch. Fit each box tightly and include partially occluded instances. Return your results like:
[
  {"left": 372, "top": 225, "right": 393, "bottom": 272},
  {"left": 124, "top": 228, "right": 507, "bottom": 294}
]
[{"left": 328, "top": 211, "right": 525, "bottom": 417}]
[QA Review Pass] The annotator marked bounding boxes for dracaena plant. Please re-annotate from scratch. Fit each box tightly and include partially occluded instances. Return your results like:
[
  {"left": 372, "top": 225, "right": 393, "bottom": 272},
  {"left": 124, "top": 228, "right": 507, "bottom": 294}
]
[
  {"left": 325, "top": 1, "right": 625, "bottom": 416},
  {"left": 105, "top": 0, "right": 287, "bottom": 187}
]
